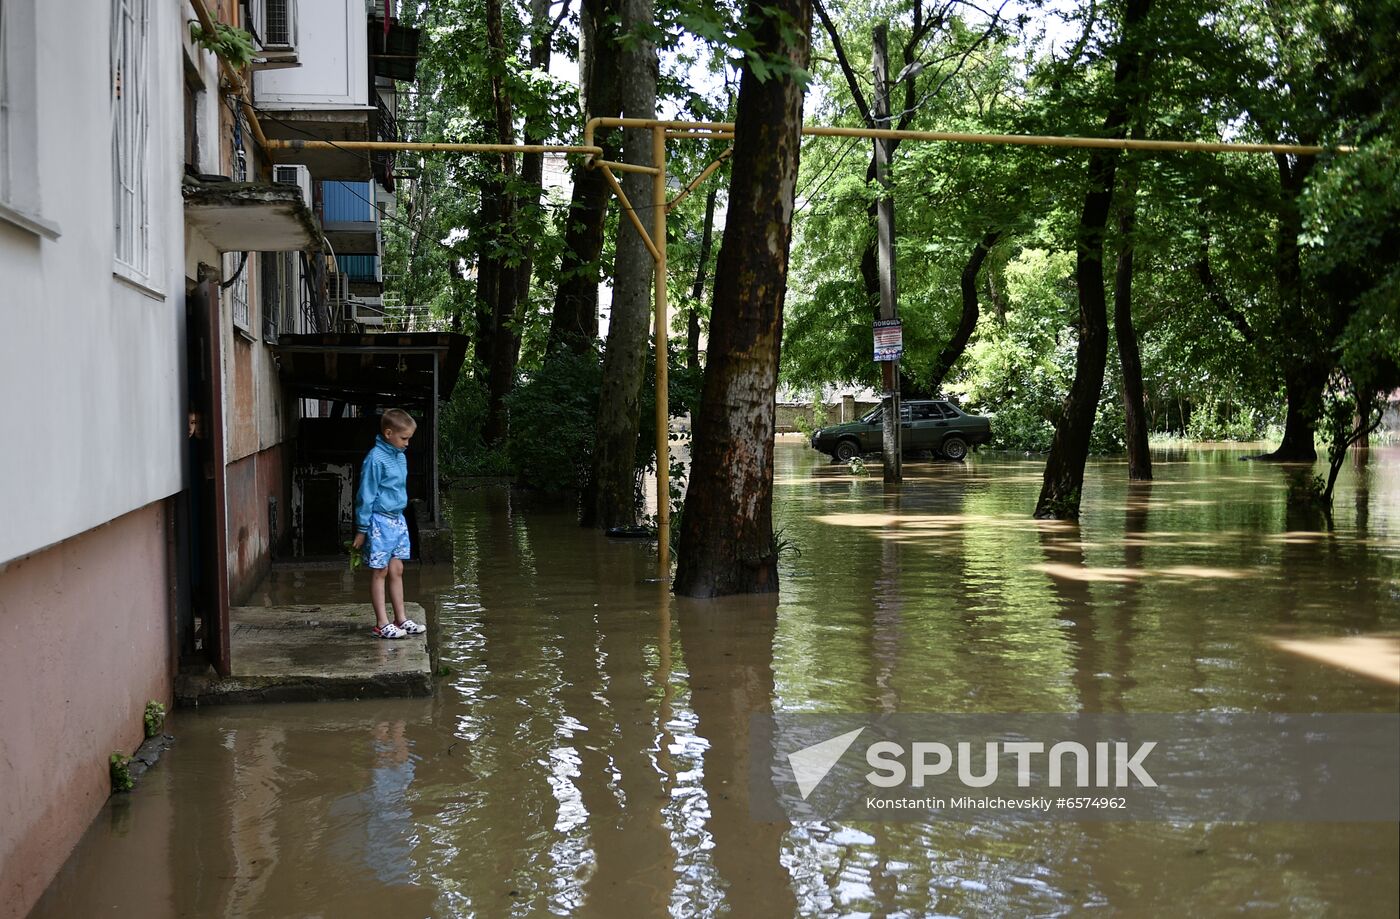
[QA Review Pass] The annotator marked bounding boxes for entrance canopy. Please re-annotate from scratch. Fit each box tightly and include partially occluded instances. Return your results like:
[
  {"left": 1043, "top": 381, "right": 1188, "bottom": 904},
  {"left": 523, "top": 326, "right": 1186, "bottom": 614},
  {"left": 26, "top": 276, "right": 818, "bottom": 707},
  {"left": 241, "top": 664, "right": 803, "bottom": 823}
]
[{"left": 272, "top": 332, "right": 468, "bottom": 404}]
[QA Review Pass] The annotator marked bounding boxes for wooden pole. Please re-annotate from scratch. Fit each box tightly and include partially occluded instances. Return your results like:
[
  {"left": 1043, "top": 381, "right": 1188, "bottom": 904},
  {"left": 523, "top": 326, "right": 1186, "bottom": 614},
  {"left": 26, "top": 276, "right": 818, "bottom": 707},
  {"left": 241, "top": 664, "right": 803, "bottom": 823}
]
[{"left": 873, "top": 23, "right": 901, "bottom": 483}]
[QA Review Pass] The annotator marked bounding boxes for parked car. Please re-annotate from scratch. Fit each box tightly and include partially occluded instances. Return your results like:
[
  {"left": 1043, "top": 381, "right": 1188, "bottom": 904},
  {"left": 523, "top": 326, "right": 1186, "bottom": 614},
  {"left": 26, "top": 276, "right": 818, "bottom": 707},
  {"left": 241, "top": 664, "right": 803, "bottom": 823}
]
[{"left": 810, "top": 399, "right": 992, "bottom": 462}]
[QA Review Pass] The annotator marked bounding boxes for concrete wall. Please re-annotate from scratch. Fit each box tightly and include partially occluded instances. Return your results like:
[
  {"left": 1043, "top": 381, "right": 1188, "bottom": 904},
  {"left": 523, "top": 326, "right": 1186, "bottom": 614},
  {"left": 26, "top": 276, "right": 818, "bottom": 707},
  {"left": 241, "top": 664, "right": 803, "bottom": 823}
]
[
  {"left": 226, "top": 443, "right": 290, "bottom": 604},
  {"left": 775, "top": 401, "right": 880, "bottom": 434},
  {"left": 254, "top": 0, "right": 370, "bottom": 108},
  {"left": 0, "top": 502, "right": 173, "bottom": 919},
  {"left": 0, "top": 0, "right": 188, "bottom": 566}
]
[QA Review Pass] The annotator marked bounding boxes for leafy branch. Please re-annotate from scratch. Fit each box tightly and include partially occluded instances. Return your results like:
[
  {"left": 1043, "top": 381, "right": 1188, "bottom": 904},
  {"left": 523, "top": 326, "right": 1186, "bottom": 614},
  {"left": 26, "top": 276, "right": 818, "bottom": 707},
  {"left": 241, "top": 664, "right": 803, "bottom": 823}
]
[{"left": 189, "top": 21, "right": 257, "bottom": 71}]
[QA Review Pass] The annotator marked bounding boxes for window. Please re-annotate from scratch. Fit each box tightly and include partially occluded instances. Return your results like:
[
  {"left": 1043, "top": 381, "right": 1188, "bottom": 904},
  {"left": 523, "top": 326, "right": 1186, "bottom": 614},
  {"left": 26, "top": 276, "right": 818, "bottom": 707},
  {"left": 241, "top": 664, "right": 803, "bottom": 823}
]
[
  {"left": 0, "top": 0, "right": 51, "bottom": 236},
  {"left": 260, "top": 251, "right": 297, "bottom": 342},
  {"left": 911, "top": 403, "right": 938, "bottom": 421},
  {"left": 111, "top": 0, "right": 150, "bottom": 274},
  {"left": 227, "top": 252, "right": 249, "bottom": 331}
]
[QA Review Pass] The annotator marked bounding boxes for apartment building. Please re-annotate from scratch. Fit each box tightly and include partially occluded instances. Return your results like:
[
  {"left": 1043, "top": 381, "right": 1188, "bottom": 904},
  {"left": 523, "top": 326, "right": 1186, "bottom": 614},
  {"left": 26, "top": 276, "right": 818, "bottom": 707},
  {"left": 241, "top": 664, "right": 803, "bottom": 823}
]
[{"left": 0, "top": 2, "right": 436, "bottom": 914}]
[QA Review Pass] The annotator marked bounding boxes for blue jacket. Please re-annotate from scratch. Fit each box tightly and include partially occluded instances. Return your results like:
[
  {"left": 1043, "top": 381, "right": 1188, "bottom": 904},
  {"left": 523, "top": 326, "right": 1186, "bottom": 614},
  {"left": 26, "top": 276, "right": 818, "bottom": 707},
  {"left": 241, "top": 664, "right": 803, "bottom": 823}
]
[{"left": 356, "top": 435, "right": 409, "bottom": 532}]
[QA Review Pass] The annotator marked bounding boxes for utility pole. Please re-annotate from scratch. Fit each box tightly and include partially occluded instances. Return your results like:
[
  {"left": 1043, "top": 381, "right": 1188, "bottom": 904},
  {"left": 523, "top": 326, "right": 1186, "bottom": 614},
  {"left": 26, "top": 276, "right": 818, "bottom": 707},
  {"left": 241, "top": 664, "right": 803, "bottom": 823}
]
[{"left": 873, "top": 22, "right": 901, "bottom": 482}]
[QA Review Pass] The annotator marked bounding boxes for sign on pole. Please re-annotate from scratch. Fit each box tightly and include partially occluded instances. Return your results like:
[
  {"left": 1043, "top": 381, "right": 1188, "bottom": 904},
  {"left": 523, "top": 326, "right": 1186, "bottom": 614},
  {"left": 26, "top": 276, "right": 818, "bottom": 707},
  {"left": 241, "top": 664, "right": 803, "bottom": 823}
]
[{"left": 873, "top": 319, "right": 903, "bottom": 362}]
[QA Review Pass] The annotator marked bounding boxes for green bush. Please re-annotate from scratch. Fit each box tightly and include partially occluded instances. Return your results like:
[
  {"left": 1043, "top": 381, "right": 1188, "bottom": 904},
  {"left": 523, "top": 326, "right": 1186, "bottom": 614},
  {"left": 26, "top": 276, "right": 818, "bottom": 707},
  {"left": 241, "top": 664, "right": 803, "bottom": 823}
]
[
  {"left": 110, "top": 752, "right": 133, "bottom": 793},
  {"left": 506, "top": 347, "right": 603, "bottom": 493},
  {"left": 143, "top": 701, "right": 165, "bottom": 739},
  {"left": 439, "top": 372, "right": 498, "bottom": 479}
]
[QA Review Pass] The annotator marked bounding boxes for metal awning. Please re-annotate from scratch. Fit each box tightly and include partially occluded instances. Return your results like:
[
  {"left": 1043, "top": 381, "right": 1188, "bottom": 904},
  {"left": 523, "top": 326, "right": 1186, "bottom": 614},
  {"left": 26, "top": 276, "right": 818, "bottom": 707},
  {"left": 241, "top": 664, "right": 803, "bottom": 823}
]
[
  {"left": 183, "top": 179, "right": 322, "bottom": 252},
  {"left": 273, "top": 331, "right": 468, "bottom": 526},
  {"left": 271, "top": 332, "right": 468, "bottom": 405}
]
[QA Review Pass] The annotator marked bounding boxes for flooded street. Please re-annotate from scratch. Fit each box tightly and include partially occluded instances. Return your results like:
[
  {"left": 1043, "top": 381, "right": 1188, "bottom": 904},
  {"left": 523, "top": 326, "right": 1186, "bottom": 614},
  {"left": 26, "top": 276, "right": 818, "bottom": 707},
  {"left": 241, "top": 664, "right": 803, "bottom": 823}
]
[{"left": 33, "top": 443, "right": 1400, "bottom": 917}]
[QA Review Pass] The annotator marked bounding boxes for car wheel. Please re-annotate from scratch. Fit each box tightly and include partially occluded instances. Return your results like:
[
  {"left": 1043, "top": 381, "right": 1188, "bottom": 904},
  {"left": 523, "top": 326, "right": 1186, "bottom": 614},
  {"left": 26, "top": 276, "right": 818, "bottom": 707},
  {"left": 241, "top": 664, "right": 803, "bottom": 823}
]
[
  {"left": 941, "top": 435, "right": 969, "bottom": 461},
  {"left": 834, "top": 439, "right": 861, "bottom": 462}
]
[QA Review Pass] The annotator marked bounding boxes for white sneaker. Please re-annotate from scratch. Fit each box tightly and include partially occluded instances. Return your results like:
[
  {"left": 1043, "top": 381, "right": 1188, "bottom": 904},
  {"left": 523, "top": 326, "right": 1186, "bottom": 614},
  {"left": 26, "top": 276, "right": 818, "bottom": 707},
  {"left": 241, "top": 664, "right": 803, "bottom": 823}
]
[
  {"left": 397, "top": 618, "right": 427, "bottom": 635},
  {"left": 373, "top": 622, "right": 408, "bottom": 639}
]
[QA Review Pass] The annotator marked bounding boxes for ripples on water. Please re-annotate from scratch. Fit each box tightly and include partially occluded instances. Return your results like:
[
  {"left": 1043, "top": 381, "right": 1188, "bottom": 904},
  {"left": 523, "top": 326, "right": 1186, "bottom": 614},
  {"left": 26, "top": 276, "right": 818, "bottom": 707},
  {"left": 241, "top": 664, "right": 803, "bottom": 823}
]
[{"left": 33, "top": 444, "right": 1400, "bottom": 917}]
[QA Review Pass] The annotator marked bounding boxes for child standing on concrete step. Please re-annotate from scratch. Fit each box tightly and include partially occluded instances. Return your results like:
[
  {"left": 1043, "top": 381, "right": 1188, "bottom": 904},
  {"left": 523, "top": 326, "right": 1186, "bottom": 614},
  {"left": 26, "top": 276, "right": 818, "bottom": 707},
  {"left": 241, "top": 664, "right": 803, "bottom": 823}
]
[{"left": 353, "top": 408, "right": 427, "bottom": 639}]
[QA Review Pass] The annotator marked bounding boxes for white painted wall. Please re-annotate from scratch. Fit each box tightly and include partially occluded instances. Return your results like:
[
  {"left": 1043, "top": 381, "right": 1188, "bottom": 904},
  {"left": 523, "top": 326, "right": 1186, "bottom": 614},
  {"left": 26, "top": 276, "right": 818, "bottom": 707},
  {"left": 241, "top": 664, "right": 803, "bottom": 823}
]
[
  {"left": 254, "top": 0, "right": 369, "bottom": 108},
  {"left": 0, "top": 0, "right": 188, "bottom": 565}
]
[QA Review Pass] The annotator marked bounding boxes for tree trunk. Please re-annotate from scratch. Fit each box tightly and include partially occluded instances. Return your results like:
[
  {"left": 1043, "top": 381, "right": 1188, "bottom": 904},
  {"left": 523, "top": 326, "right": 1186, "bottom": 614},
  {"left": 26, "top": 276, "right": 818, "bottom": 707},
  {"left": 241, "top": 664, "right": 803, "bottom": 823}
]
[
  {"left": 473, "top": 200, "right": 499, "bottom": 386},
  {"left": 929, "top": 230, "right": 1000, "bottom": 392},
  {"left": 545, "top": 0, "right": 622, "bottom": 359},
  {"left": 1115, "top": 167, "right": 1152, "bottom": 480},
  {"left": 674, "top": 0, "right": 811, "bottom": 598},
  {"left": 1265, "top": 363, "right": 1326, "bottom": 460},
  {"left": 1258, "top": 154, "right": 1321, "bottom": 461},
  {"left": 588, "top": 0, "right": 657, "bottom": 529},
  {"left": 687, "top": 186, "right": 718, "bottom": 371},
  {"left": 482, "top": 0, "right": 520, "bottom": 444},
  {"left": 1035, "top": 0, "right": 1151, "bottom": 519},
  {"left": 512, "top": 0, "right": 559, "bottom": 332}
]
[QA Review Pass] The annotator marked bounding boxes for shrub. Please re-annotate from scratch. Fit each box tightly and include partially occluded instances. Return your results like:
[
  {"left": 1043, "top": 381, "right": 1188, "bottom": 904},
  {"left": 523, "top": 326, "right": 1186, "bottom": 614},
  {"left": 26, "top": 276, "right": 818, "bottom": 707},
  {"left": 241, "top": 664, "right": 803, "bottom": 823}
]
[{"left": 506, "top": 347, "right": 603, "bottom": 493}]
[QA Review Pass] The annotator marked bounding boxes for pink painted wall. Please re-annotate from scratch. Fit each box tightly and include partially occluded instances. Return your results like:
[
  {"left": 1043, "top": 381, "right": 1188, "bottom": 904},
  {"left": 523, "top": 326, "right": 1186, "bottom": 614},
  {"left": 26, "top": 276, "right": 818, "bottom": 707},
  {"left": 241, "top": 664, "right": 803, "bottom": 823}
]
[
  {"left": 225, "top": 443, "right": 288, "bottom": 605},
  {"left": 0, "top": 501, "right": 173, "bottom": 919}
]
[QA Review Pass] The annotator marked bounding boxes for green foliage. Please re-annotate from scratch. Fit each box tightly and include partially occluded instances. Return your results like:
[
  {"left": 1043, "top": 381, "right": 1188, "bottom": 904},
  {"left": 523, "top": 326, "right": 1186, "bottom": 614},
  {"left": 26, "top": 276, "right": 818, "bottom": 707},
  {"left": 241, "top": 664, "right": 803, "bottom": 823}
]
[
  {"left": 791, "top": 400, "right": 828, "bottom": 439},
  {"left": 343, "top": 540, "right": 364, "bottom": 572},
  {"left": 440, "top": 374, "right": 503, "bottom": 479},
  {"left": 189, "top": 21, "right": 256, "bottom": 70},
  {"left": 143, "top": 701, "right": 165, "bottom": 739},
  {"left": 110, "top": 752, "right": 133, "bottom": 793},
  {"left": 505, "top": 347, "right": 603, "bottom": 492}
]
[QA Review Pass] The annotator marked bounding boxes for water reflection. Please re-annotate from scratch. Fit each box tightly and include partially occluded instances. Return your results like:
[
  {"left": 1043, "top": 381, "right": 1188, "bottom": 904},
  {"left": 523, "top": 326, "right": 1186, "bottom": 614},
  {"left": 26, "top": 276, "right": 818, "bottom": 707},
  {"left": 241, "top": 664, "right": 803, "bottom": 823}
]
[{"left": 31, "top": 445, "right": 1400, "bottom": 918}]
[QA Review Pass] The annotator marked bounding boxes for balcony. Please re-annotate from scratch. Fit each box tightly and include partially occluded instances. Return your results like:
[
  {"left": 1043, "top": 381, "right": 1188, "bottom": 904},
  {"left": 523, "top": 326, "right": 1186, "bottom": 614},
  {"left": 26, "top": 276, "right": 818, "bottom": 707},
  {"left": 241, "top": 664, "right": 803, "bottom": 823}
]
[
  {"left": 320, "top": 180, "right": 379, "bottom": 253},
  {"left": 183, "top": 178, "right": 322, "bottom": 253},
  {"left": 253, "top": 0, "right": 375, "bottom": 180}
]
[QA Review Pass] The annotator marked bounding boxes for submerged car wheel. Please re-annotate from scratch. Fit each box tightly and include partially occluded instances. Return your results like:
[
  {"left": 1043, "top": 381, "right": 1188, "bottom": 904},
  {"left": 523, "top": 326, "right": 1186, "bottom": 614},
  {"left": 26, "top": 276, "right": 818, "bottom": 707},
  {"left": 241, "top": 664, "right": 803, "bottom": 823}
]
[
  {"left": 941, "top": 435, "right": 969, "bottom": 461},
  {"left": 833, "top": 439, "right": 861, "bottom": 463}
]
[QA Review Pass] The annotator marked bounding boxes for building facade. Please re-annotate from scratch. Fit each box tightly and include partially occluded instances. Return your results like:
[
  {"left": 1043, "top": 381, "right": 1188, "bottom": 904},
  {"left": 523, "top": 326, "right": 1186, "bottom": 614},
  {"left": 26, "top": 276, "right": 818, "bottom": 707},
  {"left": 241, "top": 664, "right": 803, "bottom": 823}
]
[{"left": 0, "top": 2, "right": 420, "bottom": 914}]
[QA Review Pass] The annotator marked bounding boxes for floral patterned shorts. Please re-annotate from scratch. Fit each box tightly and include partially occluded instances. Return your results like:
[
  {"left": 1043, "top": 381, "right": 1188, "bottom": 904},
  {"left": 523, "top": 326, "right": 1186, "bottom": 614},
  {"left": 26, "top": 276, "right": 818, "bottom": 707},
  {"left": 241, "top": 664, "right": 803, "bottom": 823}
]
[{"left": 364, "top": 512, "right": 411, "bottom": 569}]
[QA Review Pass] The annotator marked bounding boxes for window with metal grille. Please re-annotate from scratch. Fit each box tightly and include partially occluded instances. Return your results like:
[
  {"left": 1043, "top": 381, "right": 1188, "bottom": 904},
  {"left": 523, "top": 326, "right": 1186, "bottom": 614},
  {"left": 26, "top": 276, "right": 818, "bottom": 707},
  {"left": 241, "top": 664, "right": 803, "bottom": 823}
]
[
  {"left": 111, "top": 0, "right": 150, "bottom": 274},
  {"left": 263, "top": 0, "right": 293, "bottom": 47},
  {"left": 260, "top": 251, "right": 297, "bottom": 342},
  {"left": 228, "top": 252, "right": 249, "bottom": 331}
]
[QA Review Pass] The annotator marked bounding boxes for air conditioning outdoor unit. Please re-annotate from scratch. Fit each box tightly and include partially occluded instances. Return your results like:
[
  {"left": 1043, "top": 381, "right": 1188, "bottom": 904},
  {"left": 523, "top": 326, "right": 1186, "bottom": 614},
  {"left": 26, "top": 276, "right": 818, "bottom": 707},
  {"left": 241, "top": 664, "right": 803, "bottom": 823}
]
[
  {"left": 251, "top": 0, "right": 299, "bottom": 61},
  {"left": 272, "top": 164, "right": 313, "bottom": 208},
  {"left": 351, "top": 297, "right": 386, "bottom": 326}
]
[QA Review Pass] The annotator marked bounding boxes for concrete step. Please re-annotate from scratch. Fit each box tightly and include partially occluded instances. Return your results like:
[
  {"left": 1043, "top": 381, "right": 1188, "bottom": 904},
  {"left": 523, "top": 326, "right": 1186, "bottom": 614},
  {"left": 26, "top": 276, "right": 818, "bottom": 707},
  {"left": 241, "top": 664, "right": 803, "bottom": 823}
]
[{"left": 176, "top": 603, "right": 433, "bottom": 705}]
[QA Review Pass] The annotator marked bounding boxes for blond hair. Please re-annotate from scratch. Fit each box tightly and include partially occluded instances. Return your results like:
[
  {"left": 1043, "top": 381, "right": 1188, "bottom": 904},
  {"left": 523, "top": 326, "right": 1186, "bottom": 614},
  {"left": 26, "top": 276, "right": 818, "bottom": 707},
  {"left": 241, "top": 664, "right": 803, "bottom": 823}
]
[{"left": 380, "top": 408, "right": 417, "bottom": 433}]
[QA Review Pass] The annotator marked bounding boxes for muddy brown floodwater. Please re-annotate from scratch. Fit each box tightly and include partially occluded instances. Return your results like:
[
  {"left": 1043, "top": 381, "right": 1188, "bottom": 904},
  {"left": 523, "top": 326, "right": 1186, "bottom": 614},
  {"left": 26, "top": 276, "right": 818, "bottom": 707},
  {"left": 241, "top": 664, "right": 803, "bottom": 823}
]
[{"left": 33, "top": 443, "right": 1400, "bottom": 917}]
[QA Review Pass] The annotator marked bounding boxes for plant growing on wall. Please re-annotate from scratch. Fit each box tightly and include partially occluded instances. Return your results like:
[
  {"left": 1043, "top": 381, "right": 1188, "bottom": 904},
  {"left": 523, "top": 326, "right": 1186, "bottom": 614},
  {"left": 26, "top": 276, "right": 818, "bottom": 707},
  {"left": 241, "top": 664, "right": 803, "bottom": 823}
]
[
  {"left": 143, "top": 701, "right": 166, "bottom": 738},
  {"left": 189, "top": 21, "right": 257, "bottom": 70},
  {"left": 109, "top": 753, "right": 133, "bottom": 793}
]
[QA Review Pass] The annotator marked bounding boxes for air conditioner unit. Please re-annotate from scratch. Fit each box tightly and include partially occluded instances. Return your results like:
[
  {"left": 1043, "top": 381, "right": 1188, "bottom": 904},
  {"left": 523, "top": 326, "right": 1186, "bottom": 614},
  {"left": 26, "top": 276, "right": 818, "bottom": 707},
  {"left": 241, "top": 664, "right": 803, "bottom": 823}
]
[
  {"left": 272, "top": 164, "right": 313, "bottom": 208},
  {"left": 251, "top": 0, "right": 299, "bottom": 61},
  {"left": 351, "top": 297, "right": 386, "bottom": 326}
]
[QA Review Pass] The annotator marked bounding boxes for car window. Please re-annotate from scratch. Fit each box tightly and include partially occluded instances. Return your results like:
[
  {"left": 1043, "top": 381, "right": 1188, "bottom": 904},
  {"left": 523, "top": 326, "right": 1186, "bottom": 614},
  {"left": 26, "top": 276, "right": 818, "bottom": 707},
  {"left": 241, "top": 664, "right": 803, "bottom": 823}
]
[
  {"left": 911, "top": 402, "right": 938, "bottom": 420},
  {"left": 933, "top": 402, "right": 957, "bottom": 419},
  {"left": 862, "top": 404, "right": 912, "bottom": 423}
]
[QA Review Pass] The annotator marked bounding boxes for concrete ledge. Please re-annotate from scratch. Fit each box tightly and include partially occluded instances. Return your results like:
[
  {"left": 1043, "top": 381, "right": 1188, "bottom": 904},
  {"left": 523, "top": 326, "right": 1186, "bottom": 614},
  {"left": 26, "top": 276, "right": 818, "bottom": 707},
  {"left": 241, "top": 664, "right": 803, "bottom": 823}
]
[{"left": 176, "top": 603, "right": 433, "bottom": 706}]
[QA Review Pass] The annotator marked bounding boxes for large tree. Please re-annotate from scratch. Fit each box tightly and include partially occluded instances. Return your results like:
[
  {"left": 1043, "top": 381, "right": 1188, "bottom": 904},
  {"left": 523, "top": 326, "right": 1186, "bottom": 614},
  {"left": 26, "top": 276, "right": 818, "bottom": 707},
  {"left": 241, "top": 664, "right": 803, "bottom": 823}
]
[
  {"left": 545, "top": 0, "right": 623, "bottom": 358},
  {"left": 587, "top": 0, "right": 659, "bottom": 528},
  {"left": 1034, "top": 0, "right": 1152, "bottom": 519},
  {"left": 674, "top": 0, "right": 813, "bottom": 597}
]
